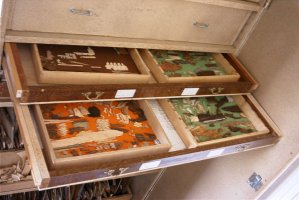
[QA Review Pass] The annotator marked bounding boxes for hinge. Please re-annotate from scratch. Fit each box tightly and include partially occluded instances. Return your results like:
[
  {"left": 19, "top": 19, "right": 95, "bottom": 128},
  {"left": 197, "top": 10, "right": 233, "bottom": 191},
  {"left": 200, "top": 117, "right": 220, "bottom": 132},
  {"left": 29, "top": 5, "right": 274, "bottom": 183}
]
[{"left": 248, "top": 172, "right": 263, "bottom": 191}]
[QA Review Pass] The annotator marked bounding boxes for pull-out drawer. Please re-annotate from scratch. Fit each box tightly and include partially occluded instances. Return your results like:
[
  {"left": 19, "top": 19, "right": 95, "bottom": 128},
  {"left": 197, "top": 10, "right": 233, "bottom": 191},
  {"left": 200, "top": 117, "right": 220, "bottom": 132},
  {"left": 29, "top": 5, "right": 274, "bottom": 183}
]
[
  {"left": 10, "top": 0, "right": 256, "bottom": 46},
  {"left": 3, "top": 62, "right": 280, "bottom": 189},
  {"left": 0, "top": 151, "right": 35, "bottom": 195},
  {"left": 4, "top": 43, "right": 258, "bottom": 104},
  {"left": 0, "top": 107, "right": 35, "bottom": 195}
]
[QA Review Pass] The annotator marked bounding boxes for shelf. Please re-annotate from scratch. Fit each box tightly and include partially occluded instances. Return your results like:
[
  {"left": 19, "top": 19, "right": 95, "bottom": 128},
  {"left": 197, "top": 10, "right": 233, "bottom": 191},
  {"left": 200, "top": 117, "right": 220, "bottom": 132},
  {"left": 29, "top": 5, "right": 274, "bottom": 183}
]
[
  {"left": 6, "top": 79, "right": 281, "bottom": 189},
  {"left": 0, "top": 81, "right": 11, "bottom": 107},
  {"left": 0, "top": 179, "right": 36, "bottom": 196},
  {"left": 4, "top": 43, "right": 257, "bottom": 104}
]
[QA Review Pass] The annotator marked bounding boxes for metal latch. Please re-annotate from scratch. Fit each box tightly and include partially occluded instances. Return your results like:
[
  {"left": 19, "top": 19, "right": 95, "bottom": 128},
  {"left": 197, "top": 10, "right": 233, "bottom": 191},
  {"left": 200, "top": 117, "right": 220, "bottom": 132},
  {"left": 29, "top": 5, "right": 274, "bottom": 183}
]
[{"left": 248, "top": 172, "right": 263, "bottom": 191}]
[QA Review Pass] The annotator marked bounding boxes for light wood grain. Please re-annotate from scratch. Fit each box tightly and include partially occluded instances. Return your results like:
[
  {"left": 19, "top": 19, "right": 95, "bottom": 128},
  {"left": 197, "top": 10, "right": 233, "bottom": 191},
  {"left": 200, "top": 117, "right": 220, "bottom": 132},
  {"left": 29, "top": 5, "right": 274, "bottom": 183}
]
[
  {"left": 0, "top": 0, "right": 15, "bottom": 64},
  {"left": 140, "top": 49, "right": 240, "bottom": 84},
  {"left": 5, "top": 31, "right": 236, "bottom": 53},
  {"left": 0, "top": 178, "right": 36, "bottom": 196},
  {"left": 31, "top": 44, "right": 151, "bottom": 85},
  {"left": 3, "top": 43, "right": 23, "bottom": 93},
  {"left": 10, "top": 0, "right": 250, "bottom": 46},
  {"left": 2, "top": 58, "right": 50, "bottom": 187},
  {"left": 159, "top": 95, "right": 270, "bottom": 148},
  {"left": 34, "top": 100, "right": 171, "bottom": 169},
  {"left": 184, "top": 0, "right": 261, "bottom": 11}
]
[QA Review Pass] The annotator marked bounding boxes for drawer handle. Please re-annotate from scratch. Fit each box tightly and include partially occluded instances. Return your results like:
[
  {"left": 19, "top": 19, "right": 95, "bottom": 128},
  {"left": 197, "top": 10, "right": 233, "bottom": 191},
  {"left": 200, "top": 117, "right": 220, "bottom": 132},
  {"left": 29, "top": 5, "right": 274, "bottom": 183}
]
[
  {"left": 104, "top": 167, "right": 129, "bottom": 176},
  {"left": 69, "top": 7, "right": 93, "bottom": 16},
  {"left": 235, "top": 144, "right": 251, "bottom": 152},
  {"left": 209, "top": 87, "right": 224, "bottom": 94},
  {"left": 193, "top": 22, "right": 209, "bottom": 29},
  {"left": 82, "top": 92, "right": 104, "bottom": 100}
]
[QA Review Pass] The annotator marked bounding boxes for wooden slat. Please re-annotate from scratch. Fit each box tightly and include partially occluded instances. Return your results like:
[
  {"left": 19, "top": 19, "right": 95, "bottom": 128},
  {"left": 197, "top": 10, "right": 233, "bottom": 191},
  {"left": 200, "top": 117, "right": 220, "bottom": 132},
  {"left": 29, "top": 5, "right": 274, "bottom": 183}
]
[
  {"left": 0, "top": 179, "right": 36, "bottom": 196},
  {"left": 3, "top": 43, "right": 23, "bottom": 93},
  {"left": 0, "top": 0, "right": 15, "bottom": 64},
  {"left": 5, "top": 31, "right": 235, "bottom": 53},
  {"left": 224, "top": 53, "right": 258, "bottom": 90},
  {"left": 8, "top": 94, "right": 277, "bottom": 189},
  {"left": 43, "top": 136, "right": 277, "bottom": 189},
  {"left": 246, "top": 94, "right": 282, "bottom": 137},
  {"left": 233, "top": 1, "right": 270, "bottom": 54},
  {"left": 7, "top": 43, "right": 255, "bottom": 103},
  {"left": 2, "top": 58, "right": 50, "bottom": 187},
  {"left": 185, "top": 0, "right": 262, "bottom": 11}
]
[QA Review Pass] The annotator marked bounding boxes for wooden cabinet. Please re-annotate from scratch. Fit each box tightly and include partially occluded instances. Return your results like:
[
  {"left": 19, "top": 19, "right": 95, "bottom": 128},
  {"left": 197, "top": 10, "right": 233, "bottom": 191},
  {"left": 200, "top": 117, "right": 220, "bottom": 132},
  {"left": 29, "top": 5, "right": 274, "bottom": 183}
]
[
  {"left": 4, "top": 43, "right": 257, "bottom": 103},
  {"left": 0, "top": 0, "right": 279, "bottom": 195},
  {"left": 10, "top": 0, "right": 254, "bottom": 45}
]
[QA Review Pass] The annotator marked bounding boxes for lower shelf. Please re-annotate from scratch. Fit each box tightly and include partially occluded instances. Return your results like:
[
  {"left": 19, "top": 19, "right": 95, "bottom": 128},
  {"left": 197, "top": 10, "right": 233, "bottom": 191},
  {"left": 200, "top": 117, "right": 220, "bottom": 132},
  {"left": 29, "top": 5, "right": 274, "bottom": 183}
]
[
  {"left": 0, "top": 179, "right": 36, "bottom": 196},
  {"left": 0, "top": 177, "right": 132, "bottom": 199},
  {"left": 3, "top": 56, "right": 281, "bottom": 190},
  {"left": 13, "top": 96, "right": 281, "bottom": 189}
]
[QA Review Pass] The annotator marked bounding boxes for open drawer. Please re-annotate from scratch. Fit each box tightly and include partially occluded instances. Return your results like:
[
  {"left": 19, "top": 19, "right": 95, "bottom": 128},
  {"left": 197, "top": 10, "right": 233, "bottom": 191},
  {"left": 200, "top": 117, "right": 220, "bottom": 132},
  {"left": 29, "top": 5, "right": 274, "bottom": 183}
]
[
  {"left": 3, "top": 58, "right": 280, "bottom": 189},
  {"left": 0, "top": 107, "right": 35, "bottom": 195},
  {"left": 0, "top": 151, "right": 36, "bottom": 195},
  {"left": 4, "top": 43, "right": 258, "bottom": 104}
]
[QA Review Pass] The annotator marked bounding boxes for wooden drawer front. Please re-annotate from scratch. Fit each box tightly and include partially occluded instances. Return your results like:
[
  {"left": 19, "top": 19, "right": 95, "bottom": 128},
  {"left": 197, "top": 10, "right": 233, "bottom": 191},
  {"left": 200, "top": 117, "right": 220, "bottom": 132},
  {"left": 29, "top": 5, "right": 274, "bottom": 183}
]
[
  {"left": 159, "top": 96, "right": 270, "bottom": 148},
  {"left": 6, "top": 92, "right": 280, "bottom": 189},
  {"left": 11, "top": 0, "right": 250, "bottom": 45},
  {"left": 3, "top": 43, "right": 258, "bottom": 104},
  {"left": 3, "top": 52, "right": 282, "bottom": 190},
  {"left": 0, "top": 107, "right": 35, "bottom": 194},
  {"left": 33, "top": 100, "right": 171, "bottom": 170}
]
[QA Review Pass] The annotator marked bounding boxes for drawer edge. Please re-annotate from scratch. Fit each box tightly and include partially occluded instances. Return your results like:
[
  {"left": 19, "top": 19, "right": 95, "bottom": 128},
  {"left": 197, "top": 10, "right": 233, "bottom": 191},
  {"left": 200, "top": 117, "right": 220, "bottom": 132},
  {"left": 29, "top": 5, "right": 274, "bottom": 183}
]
[
  {"left": 5, "top": 31, "right": 236, "bottom": 53},
  {"left": 2, "top": 58, "right": 50, "bottom": 187}
]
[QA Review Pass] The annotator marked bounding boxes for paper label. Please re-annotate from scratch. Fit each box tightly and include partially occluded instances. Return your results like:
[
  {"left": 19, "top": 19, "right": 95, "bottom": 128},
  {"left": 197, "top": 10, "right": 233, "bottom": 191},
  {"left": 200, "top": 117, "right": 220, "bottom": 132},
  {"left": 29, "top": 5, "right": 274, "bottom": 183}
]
[
  {"left": 139, "top": 160, "right": 161, "bottom": 170},
  {"left": 115, "top": 89, "right": 136, "bottom": 98},
  {"left": 207, "top": 148, "right": 225, "bottom": 158},
  {"left": 181, "top": 88, "right": 199, "bottom": 96},
  {"left": 16, "top": 90, "right": 23, "bottom": 98}
]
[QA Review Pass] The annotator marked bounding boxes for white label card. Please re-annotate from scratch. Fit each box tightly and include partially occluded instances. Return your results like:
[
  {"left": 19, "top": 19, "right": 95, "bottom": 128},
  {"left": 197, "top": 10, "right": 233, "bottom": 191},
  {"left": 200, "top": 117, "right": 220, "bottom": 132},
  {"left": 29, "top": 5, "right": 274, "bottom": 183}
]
[
  {"left": 207, "top": 148, "right": 225, "bottom": 158},
  {"left": 139, "top": 160, "right": 161, "bottom": 170},
  {"left": 16, "top": 90, "right": 23, "bottom": 98},
  {"left": 181, "top": 88, "right": 199, "bottom": 96},
  {"left": 115, "top": 89, "right": 136, "bottom": 98}
]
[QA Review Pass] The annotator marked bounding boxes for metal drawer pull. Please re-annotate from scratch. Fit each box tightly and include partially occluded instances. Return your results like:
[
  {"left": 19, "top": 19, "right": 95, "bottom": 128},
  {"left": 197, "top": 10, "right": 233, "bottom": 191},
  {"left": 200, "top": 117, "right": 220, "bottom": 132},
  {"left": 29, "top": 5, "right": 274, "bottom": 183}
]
[
  {"left": 82, "top": 92, "right": 104, "bottom": 100},
  {"left": 193, "top": 22, "right": 209, "bottom": 29},
  {"left": 69, "top": 7, "right": 93, "bottom": 16},
  {"left": 235, "top": 144, "right": 251, "bottom": 152},
  {"left": 209, "top": 87, "right": 224, "bottom": 94},
  {"left": 104, "top": 167, "right": 129, "bottom": 176}
]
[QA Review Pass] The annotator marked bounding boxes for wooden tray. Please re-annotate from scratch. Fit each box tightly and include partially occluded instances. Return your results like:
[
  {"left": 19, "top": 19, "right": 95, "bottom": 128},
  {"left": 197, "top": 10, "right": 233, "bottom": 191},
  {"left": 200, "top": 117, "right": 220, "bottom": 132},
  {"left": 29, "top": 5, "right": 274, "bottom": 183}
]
[
  {"left": 4, "top": 43, "right": 258, "bottom": 104},
  {"left": 0, "top": 151, "right": 35, "bottom": 195},
  {"left": 159, "top": 96, "right": 270, "bottom": 148},
  {"left": 32, "top": 44, "right": 152, "bottom": 85},
  {"left": 140, "top": 49, "right": 240, "bottom": 83},
  {"left": 33, "top": 100, "right": 171, "bottom": 169}
]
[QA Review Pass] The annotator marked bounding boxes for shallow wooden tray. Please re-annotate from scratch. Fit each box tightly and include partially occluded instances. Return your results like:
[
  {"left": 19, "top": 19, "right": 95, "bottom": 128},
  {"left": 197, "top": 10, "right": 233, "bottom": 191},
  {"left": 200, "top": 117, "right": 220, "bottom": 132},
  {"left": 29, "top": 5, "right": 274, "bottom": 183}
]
[
  {"left": 140, "top": 49, "right": 240, "bottom": 83},
  {"left": 33, "top": 100, "right": 171, "bottom": 169},
  {"left": 4, "top": 43, "right": 258, "bottom": 104},
  {"left": 159, "top": 96, "right": 270, "bottom": 148},
  {"left": 0, "top": 151, "right": 35, "bottom": 195},
  {"left": 32, "top": 44, "right": 152, "bottom": 85}
]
